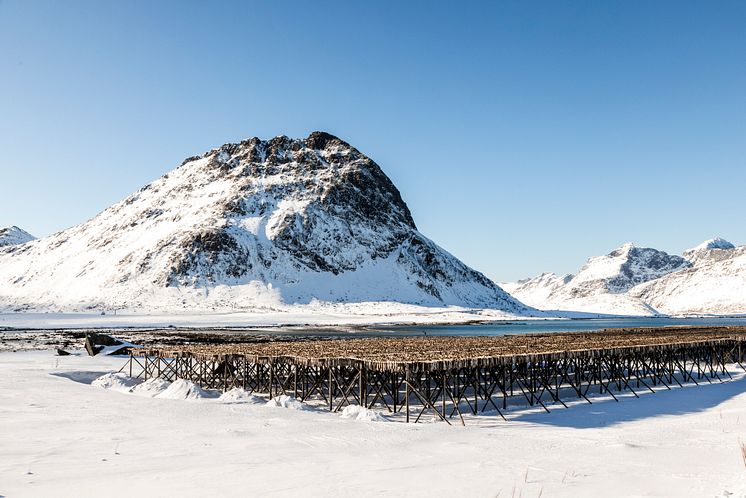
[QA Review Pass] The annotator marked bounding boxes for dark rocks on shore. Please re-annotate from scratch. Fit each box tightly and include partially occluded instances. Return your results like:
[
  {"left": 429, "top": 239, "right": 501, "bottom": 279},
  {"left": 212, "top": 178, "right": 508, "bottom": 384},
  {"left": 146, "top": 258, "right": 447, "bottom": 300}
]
[{"left": 84, "top": 333, "right": 133, "bottom": 356}]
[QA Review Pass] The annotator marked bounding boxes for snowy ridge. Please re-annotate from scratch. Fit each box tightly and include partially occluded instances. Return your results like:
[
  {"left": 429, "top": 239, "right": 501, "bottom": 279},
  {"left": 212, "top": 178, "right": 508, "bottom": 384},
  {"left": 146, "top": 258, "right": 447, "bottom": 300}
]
[
  {"left": 0, "top": 132, "right": 531, "bottom": 316},
  {"left": 0, "top": 226, "right": 35, "bottom": 247},
  {"left": 503, "top": 240, "right": 746, "bottom": 316}
]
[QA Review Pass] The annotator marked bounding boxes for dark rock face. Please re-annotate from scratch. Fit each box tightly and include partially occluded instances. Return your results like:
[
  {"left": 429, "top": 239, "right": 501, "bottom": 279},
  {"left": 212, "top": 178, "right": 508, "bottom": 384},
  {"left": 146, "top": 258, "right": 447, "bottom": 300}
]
[
  {"left": 166, "top": 133, "right": 419, "bottom": 282},
  {"left": 169, "top": 229, "right": 251, "bottom": 284},
  {"left": 607, "top": 247, "right": 690, "bottom": 293},
  {"left": 85, "top": 333, "right": 133, "bottom": 356},
  {"left": 305, "top": 131, "right": 351, "bottom": 150}
]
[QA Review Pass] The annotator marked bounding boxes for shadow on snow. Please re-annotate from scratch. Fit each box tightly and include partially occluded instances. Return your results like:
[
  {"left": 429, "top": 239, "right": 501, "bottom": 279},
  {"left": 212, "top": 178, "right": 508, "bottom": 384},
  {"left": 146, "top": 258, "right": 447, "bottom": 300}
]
[
  {"left": 509, "top": 373, "right": 746, "bottom": 429},
  {"left": 50, "top": 371, "right": 111, "bottom": 385}
]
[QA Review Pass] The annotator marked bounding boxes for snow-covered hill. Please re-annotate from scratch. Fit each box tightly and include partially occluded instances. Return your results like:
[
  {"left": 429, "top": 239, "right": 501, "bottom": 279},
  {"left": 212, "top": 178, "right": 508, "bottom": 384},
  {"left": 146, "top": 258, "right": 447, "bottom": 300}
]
[
  {"left": 0, "top": 226, "right": 35, "bottom": 247},
  {"left": 505, "top": 238, "right": 746, "bottom": 316},
  {"left": 0, "top": 132, "right": 531, "bottom": 316}
]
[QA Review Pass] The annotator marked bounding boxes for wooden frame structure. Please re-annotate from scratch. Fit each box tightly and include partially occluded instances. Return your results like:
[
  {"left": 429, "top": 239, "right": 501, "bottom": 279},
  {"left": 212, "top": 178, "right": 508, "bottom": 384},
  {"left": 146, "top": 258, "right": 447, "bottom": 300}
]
[{"left": 121, "top": 328, "right": 746, "bottom": 425}]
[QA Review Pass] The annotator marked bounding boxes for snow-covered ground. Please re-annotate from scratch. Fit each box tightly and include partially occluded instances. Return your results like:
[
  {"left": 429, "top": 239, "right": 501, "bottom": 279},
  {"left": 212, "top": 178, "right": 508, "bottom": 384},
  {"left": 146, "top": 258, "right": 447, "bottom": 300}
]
[
  {"left": 2, "top": 350, "right": 745, "bottom": 497},
  {"left": 0, "top": 303, "right": 541, "bottom": 330}
]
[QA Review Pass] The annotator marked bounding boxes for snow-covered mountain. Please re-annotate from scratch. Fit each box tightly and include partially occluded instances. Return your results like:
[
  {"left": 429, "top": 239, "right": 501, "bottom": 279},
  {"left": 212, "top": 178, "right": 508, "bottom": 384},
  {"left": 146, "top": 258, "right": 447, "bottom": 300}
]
[
  {"left": 504, "top": 243, "right": 692, "bottom": 315},
  {"left": 505, "top": 238, "right": 746, "bottom": 316},
  {"left": 632, "top": 239, "right": 745, "bottom": 315},
  {"left": 559, "top": 243, "right": 690, "bottom": 297},
  {"left": 0, "top": 132, "right": 531, "bottom": 315},
  {"left": 0, "top": 226, "right": 35, "bottom": 247}
]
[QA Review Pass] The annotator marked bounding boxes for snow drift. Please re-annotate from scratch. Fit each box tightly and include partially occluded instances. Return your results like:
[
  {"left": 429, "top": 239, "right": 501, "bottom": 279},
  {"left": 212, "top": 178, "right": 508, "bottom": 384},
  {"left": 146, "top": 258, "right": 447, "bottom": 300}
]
[
  {"left": 340, "top": 405, "right": 388, "bottom": 422},
  {"left": 130, "top": 378, "right": 172, "bottom": 397},
  {"left": 266, "top": 395, "right": 306, "bottom": 410},
  {"left": 91, "top": 372, "right": 139, "bottom": 393},
  {"left": 156, "top": 379, "right": 218, "bottom": 400},
  {"left": 218, "top": 388, "right": 263, "bottom": 404}
]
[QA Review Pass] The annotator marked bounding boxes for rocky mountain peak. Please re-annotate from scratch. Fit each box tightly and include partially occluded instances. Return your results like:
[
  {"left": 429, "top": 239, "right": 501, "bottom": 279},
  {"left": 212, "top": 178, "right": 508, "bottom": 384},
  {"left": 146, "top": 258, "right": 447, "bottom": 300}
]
[
  {"left": 575, "top": 244, "right": 690, "bottom": 295},
  {"left": 305, "top": 131, "right": 352, "bottom": 150},
  {"left": 608, "top": 242, "right": 635, "bottom": 258},
  {"left": 683, "top": 237, "right": 738, "bottom": 264},
  {"left": 0, "top": 226, "right": 36, "bottom": 247},
  {"left": 685, "top": 237, "right": 735, "bottom": 254},
  {"left": 191, "top": 131, "right": 417, "bottom": 231}
]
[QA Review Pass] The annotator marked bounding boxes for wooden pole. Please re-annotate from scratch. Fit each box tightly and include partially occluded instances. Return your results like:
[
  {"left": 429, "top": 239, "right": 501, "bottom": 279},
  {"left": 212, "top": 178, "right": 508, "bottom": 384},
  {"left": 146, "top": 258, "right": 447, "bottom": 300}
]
[
  {"left": 329, "top": 367, "right": 334, "bottom": 412},
  {"left": 405, "top": 366, "right": 410, "bottom": 423}
]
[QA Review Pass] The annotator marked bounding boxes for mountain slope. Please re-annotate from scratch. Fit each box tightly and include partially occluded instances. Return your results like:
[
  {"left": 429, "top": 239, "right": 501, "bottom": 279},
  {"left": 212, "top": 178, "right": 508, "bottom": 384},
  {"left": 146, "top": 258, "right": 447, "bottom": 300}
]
[
  {"left": 0, "top": 132, "right": 530, "bottom": 315},
  {"left": 0, "top": 226, "right": 35, "bottom": 247},
  {"left": 501, "top": 272, "right": 571, "bottom": 307}
]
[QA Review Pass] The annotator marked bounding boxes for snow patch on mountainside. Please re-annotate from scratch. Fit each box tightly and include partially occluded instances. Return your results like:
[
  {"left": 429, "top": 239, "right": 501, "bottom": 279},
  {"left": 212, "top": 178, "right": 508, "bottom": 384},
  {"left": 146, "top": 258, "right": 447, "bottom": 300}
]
[{"left": 0, "top": 132, "right": 532, "bottom": 317}]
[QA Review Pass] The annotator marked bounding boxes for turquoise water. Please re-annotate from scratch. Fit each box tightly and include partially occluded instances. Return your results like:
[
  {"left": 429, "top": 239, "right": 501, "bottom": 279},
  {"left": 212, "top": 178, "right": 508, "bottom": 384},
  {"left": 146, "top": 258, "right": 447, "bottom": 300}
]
[{"left": 368, "top": 317, "right": 746, "bottom": 337}]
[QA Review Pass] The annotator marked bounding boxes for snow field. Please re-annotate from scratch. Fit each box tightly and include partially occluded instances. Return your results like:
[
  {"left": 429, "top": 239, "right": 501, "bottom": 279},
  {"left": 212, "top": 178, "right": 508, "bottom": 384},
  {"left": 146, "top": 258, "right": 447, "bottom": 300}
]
[
  {"left": 0, "top": 305, "right": 543, "bottom": 330},
  {"left": 2, "top": 350, "right": 746, "bottom": 496}
]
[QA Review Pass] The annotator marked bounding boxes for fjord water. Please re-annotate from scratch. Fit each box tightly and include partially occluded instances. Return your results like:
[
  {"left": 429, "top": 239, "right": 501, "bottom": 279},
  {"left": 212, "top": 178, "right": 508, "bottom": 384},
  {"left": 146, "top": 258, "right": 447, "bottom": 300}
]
[{"left": 375, "top": 317, "right": 746, "bottom": 337}]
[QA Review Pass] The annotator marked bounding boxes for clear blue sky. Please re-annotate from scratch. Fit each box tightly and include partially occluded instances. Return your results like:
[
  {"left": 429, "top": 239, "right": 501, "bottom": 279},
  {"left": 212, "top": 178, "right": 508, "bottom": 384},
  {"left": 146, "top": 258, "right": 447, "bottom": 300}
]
[{"left": 1, "top": 1, "right": 744, "bottom": 282}]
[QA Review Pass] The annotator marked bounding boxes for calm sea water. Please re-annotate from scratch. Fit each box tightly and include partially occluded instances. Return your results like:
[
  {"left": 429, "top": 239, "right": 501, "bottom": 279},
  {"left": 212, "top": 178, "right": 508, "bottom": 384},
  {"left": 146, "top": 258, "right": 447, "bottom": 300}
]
[{"left": 367, "top": 317, "right": 746, "bottom": 337}]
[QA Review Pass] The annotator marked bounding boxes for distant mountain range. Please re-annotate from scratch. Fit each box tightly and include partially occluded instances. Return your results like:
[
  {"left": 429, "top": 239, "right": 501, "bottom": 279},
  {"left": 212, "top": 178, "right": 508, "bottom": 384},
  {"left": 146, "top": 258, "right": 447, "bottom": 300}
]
[
  {"left": 0, "top": 132, "right": 530, "bottom": 315},
  {"left": 502, "top": 238, "right": 745, "bottom": 316}
]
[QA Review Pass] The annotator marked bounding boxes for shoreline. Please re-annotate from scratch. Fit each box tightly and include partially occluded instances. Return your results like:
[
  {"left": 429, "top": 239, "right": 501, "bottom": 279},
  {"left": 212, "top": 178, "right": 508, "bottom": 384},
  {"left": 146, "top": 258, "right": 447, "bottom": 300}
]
[{"left": 5, "top": 321, "right": 746, "bottom": 354}]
